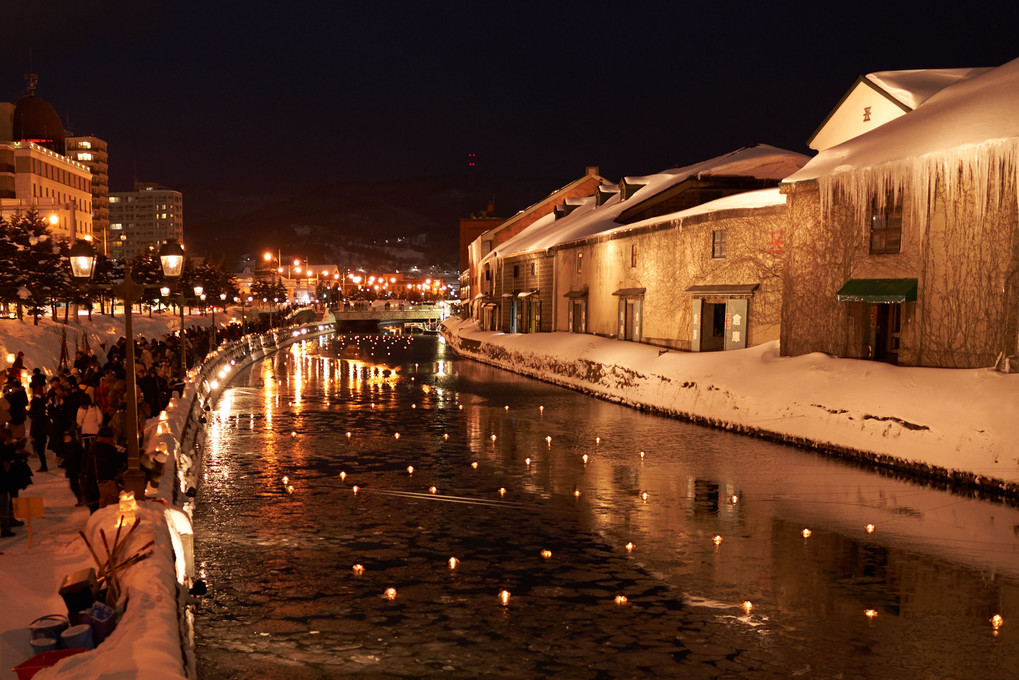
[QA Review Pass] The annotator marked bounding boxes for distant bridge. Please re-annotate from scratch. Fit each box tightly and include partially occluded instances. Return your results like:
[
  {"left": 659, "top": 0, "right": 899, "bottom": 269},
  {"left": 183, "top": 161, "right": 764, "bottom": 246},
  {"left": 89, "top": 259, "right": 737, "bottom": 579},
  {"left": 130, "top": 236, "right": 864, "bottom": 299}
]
[{"left": 330, "top": 306, "right": 444, "bottom": 330}]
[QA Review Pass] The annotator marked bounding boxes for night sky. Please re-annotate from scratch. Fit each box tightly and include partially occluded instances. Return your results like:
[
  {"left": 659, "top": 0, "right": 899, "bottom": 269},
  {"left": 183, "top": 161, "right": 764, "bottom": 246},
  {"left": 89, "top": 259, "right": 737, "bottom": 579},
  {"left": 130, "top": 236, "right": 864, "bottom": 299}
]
[{"left": 2, "top": 1, "right": 1017, "bottom": 199}]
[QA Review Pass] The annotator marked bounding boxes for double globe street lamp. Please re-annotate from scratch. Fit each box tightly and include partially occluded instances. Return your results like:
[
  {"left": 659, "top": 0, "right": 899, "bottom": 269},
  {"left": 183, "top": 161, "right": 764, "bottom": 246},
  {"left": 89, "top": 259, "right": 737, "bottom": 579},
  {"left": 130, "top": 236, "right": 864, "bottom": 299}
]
[{"left": 69, "top": 238, "right": 185, "bottom": 499}]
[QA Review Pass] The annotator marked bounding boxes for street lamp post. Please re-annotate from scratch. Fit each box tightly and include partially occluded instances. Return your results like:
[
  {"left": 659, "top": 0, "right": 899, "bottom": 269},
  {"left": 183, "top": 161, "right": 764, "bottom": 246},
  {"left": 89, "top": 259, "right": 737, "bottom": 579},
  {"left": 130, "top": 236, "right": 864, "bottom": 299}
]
[{"left": 71, "top": 238, "right": 184, "bottom": 500}]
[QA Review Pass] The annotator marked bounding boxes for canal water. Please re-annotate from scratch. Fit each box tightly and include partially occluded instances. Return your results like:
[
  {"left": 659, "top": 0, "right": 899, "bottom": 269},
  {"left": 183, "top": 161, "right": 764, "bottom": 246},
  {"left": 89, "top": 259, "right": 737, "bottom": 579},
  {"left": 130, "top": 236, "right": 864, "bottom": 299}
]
[{"left": 193, "top": 333, "right": 1018, "bottom": 679}]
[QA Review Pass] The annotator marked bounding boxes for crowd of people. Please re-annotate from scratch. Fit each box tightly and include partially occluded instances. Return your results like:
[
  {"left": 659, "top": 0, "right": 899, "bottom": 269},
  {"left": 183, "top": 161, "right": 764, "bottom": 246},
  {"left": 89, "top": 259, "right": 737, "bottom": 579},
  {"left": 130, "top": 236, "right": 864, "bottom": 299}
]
[{"left": 0, "top": 322, "right": 230, "bottom": 537}]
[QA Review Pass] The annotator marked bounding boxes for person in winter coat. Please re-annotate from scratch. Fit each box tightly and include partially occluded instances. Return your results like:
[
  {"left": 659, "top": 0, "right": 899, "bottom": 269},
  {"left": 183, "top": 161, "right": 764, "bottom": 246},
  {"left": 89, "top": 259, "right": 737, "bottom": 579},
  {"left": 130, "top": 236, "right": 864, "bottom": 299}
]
[
  {"left": 61, "top": 431, "right": 85, "bottom": 505},
  {"left": 4, "top": 378, "right": 28, "bottom": 440},
  {"left": 28, "top": 386, "right": 49, "bottom": 471},
  {"left": 76, "top": 393, "right": 103, "bottom": 450},
  {"left": 81, "top": 427, "right": 122, "bottom": 510}
]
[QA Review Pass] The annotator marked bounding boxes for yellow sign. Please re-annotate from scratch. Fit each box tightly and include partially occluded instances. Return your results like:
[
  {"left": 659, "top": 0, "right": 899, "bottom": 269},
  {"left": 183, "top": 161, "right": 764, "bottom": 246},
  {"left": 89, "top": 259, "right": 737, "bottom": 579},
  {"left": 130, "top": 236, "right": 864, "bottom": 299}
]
[
  {"left": 12, "top": 497, "right": 44, "bottom": 549},
  {"left": 13, "top": 496, "right": 44, "bottom": 518}
]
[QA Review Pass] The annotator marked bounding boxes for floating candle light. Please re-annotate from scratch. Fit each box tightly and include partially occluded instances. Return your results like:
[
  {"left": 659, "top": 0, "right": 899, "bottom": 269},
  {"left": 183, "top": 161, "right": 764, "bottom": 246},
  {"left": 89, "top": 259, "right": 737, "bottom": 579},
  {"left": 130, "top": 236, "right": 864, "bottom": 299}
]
[
  {"left": 801, "top": 528, "right": 812, "bottom": 538},
  {"left": 641, "top": 491, "right": 649, "bottom": 502},
  {"left": 713, "top": 535, "right": 723, "bottom": 546},
  {"left": 595, "top": 436, "right": 600, "bottom": 445},
  {"left": 407, "top": 466, "right": 414, "bottom": 475},
  {"left": 471, "top": 461, "right": 478, "bottom": 469},
  {"left": 384, "top": 587, "right": 397, "bottom": 600},
  {"left": 282, "top": 475, "right": 289, "bottom": 485},
  {"left": 352, "top": 485, "right": 359, "bottom": 494},
  {"left": 615, "top": 595, "right": 628, "bottom": 605},
  {"left": 291, "top": 431, "right": 297, "bottom": 437},
  {"left": 729, "top": 495, "right": 739, "bottom": 504},
  {"left": 429, "top": 486, "right": 438, "bottom": 494},
  {"left": 539, "top": 405, "right": 544, "bottom": 414},
  {"left": 346, "top": 431, "right": 352, "bottom": 439},
  {"left": 340, "top": 471, "right": 346, "bottom": 480},
  {"left": 991, "top": 614, "right": 1004, "bottom": 632},
  {"left": 394, "top": 432, "right": 400, "bottom": 439},
  {"left": 499, "top": 487, "right": 507, "bottom": 496},
  {"left": 573, "top": 489, "right": 581, "bottom": 498},
  {"left": 498, "top": 590, "right": 511, "bottom": 606},
  {"left": 625, "top": 542, "right": 635, "bottom": 553},
  {"left": 865, "top": 609, "right": 878, "bottom": 619},
  {"left": 448, "top": 557, "right": 459, "bottom": 570},
  {"left": 541, "top": 549, "right": 552, "bottom": 559},
  {"left": 742, "top": 601, "right": 753, "bottom": 615},
  {"left": 491, "top": 434, "right": 497, "bottom": 442},
  {"left": 443, "top": 433, "right": 449, "bottom": 440},
  {"left": 504, "top": 405, "right": 509, "bottom": 411},
  {"left": 525, "top": 457, "right": 531, "bottom": 466},
  {"left": 639, "top": 450, "right": 645, "bottom": 459},
  {"left": 582, "top": 454, "right": 589, "bottom": 464},
  {"left": 865, "top": 524, "right": 875, "bottom": 534},
  {"left": 286, "top": 485, "right": 294, "bottom": 494},
  {"left": 352, "top": 564, "right": 365, "bottom": 576}
]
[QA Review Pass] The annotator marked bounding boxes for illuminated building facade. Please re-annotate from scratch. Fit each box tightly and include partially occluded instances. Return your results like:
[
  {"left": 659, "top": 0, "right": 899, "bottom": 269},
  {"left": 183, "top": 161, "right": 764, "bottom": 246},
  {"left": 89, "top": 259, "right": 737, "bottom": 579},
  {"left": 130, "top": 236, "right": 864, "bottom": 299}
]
[
  {"left": 66, "top": 135, "right": 110, "bottom": 253},
  {"left": 109, "top": 182, "right": 184, "bottom": 259}
]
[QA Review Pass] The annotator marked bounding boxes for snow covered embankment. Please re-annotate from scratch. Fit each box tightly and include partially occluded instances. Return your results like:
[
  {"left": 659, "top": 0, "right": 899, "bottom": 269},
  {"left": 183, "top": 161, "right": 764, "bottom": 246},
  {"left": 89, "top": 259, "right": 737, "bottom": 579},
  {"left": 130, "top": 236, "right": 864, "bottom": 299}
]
[
  {"left": 38, "top": 321, "right": 336, "bottom": 680},
  {"left": 441, "top": 318, "right": 1019, "bottom": 500}
]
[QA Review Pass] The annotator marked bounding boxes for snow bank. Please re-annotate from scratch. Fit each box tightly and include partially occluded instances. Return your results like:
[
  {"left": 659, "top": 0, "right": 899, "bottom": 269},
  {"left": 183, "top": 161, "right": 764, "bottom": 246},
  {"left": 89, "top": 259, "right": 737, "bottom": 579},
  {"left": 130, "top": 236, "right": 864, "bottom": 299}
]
[{"left": 441, "top": 318, "right": 1019, "bottom": 497}]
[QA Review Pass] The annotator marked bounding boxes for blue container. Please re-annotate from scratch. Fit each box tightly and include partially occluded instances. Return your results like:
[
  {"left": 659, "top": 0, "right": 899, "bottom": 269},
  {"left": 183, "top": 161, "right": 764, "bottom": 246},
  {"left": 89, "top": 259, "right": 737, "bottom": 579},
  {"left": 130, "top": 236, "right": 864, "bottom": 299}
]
[
  {"left": 60, "top": 624, "right": 94, "bottom": 650},
  {"left": 30, "top": 637, "right": 57, "bottom": 653}
]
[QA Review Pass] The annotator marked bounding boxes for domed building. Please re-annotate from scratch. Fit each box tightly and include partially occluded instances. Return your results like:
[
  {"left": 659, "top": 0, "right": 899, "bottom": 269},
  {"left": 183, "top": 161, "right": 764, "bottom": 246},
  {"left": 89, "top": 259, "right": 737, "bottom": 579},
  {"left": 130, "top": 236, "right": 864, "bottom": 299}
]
[
  {"left": 11, "top": 74, "right": 66, "bottom": 153},
  {"left": 0, "top": 74, "right": 93, "bottom": 242}
]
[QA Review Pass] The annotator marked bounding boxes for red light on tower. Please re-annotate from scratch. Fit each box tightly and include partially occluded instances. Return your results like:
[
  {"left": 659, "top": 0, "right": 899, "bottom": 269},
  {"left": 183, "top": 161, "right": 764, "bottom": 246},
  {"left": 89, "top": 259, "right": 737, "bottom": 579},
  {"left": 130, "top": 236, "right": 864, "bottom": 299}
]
[{"left": 467, "top": 152, "right": 476, "bottom": 168}]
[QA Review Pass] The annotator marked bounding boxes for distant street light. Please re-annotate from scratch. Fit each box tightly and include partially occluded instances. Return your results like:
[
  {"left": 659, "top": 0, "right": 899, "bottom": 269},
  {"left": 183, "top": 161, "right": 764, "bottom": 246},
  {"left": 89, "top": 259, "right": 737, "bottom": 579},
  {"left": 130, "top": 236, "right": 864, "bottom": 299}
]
[{"left": 158, "top": 239, "right": 187, "bottom": 376}]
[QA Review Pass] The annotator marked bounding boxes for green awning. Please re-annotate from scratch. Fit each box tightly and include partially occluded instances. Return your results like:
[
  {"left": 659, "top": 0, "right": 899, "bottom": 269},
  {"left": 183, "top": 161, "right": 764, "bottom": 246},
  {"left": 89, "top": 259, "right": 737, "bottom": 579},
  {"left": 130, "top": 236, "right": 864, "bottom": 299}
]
[{"left": 836, "top": 278, "right": 917, "bottom": 303}]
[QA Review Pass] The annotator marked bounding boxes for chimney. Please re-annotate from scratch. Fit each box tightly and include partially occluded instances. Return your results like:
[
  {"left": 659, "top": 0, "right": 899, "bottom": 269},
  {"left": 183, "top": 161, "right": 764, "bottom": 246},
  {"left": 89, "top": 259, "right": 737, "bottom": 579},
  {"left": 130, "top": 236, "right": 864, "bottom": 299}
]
[
  {"left": 585, "top": 166, "right": 599, "bottom": 176},
  {"left": 487, "top": 199, "right": 495, "bottom": 217}
]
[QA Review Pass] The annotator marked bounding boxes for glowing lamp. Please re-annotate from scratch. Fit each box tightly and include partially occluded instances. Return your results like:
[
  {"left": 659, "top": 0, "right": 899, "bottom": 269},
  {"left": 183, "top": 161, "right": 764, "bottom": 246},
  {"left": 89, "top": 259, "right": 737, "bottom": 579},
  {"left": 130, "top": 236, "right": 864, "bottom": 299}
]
[
  {"left": 639, "top": 451, "right": 645, "bottom": 459},
  {"left": 641, "top": 491, "right": 649, "bottom": 502},
  {"left": 991, "top": 614, "right": 1004, "bottom": 632},
  {"left": 384, "top": 587, "right": 397, "bottom": 600},
  {"left": 429, "top": 486, "right": 437, "bottom": 494},
  {"left": 498, "top": 487, "right": 506, "bottom": 496},
  {"left": 595, "top": 437, "right": 600, "bottom": 445},
  {"left": 865, "top": 524, "right": 875, "bottom": 534},
  {"left": 801, "top": 528, "right": 812, "bottom": 538},
  {"left": 713, "top": 535, "right": 723, "bottom": 546},
  {"left": 490, "top": 434, "right": 497, "bottom": 442},
  {"left": 573, "top": 489, "right": 581, "bottom": 498},
  {"left": 865, "top": 609, "right": 878, "bottom": 619},
  {"left": 339, "top": 471, "right": 346, "bottom": 480},
  {"left": 729, "top": 495, "right": 739, "bottom": 504},
  {"left": 394, "top": 432, "right": 400, "bottom": 439},
  {"left": 498, "top": 590, "right": 511, "bottom": 606},
  {"left": 615, "top": 595, "right": 628, "bottom": 606},
  {"left": 742, "top": 601, "right": 753, "bottom": 615},
  {"left": 581, "top": 454, "right": 589, "bottom": 464},
  {"left": 68, "top": 239, "right": 97, "bottom": 279},
  {"left": 541, "top": 549, "right": 552, "bottom": 559},
  {"left": 443, "top": 433, "right": 449, "bottom": 441},
  {"left": 471, "top": 462, "right": 478, "bottom": 469},
  {"left": 282, "top": 475, "right": 289, "bottom": 485},
  {"left": 406, "top": 466, "right": 414, "bottom": 475},
  {"left": 539, "top": 405, "right": 544, "bottom": 413},
  {"left": 525, "top": 457, "right": 531, "bottom": 466},
  {"left": 352, "top": 485, "right": 359, "bottom": 494},
  {"left": 48, "top": 213, "right": 59, "bottom": 225},
  {"left": 448, "top": 557, "right": 459, "bottom": 570},
  {"left": 504, "top": 405, "right": 509, "bottom": 411},
  {"left": 158, "top": 239, "right": 185, "bottom": 278},
  {"left": 625, "top": 542, "right": 635, "bottom": 553},
  {"left": 346, "top": 432, "right": 352, "bottom": 439}
]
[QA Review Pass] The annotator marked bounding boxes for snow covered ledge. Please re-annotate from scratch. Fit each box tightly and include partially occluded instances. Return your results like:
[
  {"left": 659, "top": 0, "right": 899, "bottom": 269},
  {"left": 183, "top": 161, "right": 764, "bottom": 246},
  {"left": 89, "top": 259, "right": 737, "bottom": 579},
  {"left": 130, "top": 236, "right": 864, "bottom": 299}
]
[
  {"left": 441, "top": 317, "right": 1019, "bottom": 500},
  {"left": 38, "top": 318, "right": 336, "bottom": 680}
]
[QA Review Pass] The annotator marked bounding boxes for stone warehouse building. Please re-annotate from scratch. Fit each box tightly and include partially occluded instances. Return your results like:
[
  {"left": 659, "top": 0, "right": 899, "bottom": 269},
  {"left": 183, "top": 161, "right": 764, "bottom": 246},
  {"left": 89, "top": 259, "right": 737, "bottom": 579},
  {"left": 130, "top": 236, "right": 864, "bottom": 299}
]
[
  {"left": 780, "top": 58, "right": 1019, "bottom": 368},
  {"left": 473, "top": 145, "right": 808, "bottom": 348}
]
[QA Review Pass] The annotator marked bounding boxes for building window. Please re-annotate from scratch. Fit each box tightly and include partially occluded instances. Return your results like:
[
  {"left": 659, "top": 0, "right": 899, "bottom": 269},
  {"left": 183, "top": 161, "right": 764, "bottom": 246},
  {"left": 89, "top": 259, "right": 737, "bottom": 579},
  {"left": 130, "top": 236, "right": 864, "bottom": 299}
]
[
  {"left": 712, "top": 230, "right": 727, "bottom": 258},
  {"left": 870, "top": 193, "right": 902, "bottom": 254},
  {"left": 513, "top": 264, "right": 519, "bottom": 278},
  {"left": 577, "top": 252, "right": 583, "bottom": 274},
  {"left": 531, "top": 262, "right": 537, "bottom": 276},
  {"left": 631, "top": 244, "right": 637, "bottom": 268}
]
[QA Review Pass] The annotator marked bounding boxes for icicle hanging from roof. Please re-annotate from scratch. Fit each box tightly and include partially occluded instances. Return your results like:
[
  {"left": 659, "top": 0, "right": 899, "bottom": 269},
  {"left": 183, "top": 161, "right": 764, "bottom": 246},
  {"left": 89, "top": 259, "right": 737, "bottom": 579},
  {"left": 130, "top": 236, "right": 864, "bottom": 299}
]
[{"left": 819, "top": 137, "right": 1019, "bottom": 229}]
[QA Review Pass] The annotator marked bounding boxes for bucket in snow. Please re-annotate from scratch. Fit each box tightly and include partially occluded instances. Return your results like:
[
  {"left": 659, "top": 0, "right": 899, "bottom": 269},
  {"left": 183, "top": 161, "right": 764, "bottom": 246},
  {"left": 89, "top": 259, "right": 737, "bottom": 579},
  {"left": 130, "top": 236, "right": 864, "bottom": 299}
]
[
  {"left": 28, "top": 614, "right": 68, "bottom": 641},
  {"left": 59, "top": 624, "right": 94, "bottom": 650},
  {"left": 29, "top": 637, "right": 57, "bottom": 653},
  {"left": 81, "top": 602, "right": 116, "bottom": 644}
]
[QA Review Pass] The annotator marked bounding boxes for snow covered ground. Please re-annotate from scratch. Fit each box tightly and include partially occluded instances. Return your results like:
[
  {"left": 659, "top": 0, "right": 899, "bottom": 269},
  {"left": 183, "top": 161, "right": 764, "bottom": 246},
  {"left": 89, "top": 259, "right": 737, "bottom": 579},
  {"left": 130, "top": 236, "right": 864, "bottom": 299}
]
[{"left": 441, "top": 317, "right": 1019, "bottom": 495}]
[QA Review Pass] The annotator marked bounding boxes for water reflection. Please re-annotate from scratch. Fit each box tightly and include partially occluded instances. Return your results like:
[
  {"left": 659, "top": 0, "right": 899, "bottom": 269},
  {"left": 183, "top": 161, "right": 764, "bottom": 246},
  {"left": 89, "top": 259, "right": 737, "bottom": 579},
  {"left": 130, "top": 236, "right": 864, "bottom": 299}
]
[{"left": 194, "top": 334, "right": 1019, "bottom": 678}]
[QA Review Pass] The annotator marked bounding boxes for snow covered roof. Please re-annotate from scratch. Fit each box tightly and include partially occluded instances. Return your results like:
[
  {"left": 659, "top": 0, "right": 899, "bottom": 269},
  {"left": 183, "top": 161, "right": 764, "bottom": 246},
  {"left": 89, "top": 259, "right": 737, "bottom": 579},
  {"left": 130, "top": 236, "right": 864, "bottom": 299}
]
[
  {"left": 865, "top": 68, "right": 991, "bottom": 110},
  {"left": 485, "top": 144, "right": 805, "bottom": 260},
  {"left": 787, "top": 57, "right": 1019, "bottom": 183}
]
